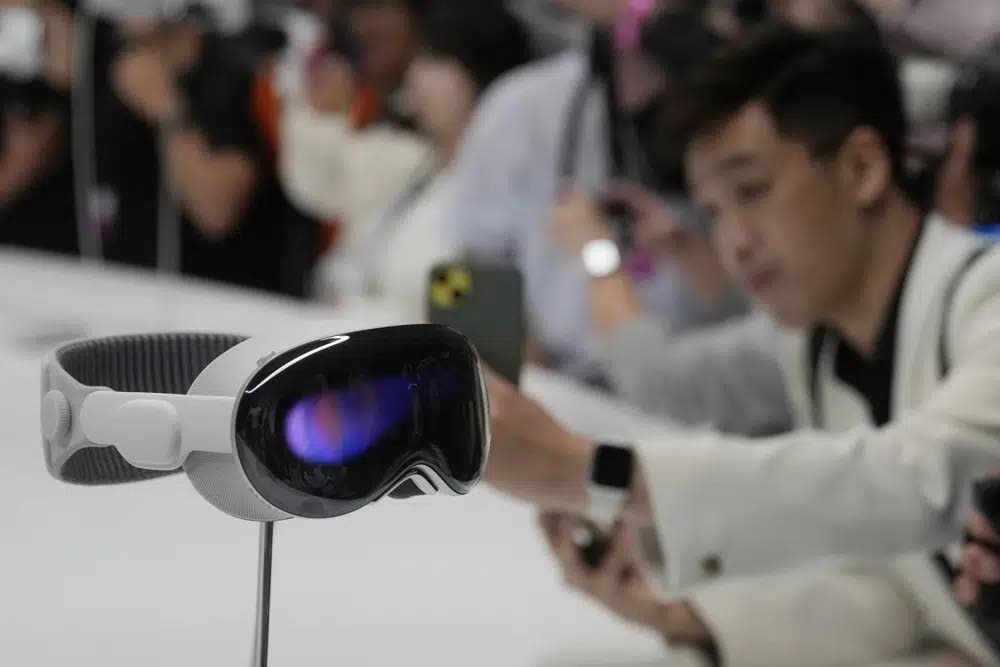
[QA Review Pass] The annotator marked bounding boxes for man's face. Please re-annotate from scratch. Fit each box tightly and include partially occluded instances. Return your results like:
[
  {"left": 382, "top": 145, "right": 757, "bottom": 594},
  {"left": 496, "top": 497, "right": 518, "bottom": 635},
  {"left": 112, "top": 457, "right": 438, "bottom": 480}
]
[
  {"left": 686, "top": 103, "right": 872, "bottom": 328},
  {"left": 404, "top": 54, "right": 478, "bottom": 143}
]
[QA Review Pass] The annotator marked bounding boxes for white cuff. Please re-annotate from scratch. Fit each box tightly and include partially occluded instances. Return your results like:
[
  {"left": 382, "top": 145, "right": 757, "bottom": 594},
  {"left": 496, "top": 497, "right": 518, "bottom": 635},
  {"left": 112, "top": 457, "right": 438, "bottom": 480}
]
[
  {"left": 634, "top": 432, "right": 733, "bottom": 592},
  {"left": 687, "top": 566, "right": 923, "bottom": 667}
]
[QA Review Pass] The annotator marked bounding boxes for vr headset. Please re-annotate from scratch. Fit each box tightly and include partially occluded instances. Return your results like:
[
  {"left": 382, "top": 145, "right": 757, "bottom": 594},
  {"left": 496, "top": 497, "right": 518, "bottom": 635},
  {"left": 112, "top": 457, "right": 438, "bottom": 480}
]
[{"left": 40, "top": 323, "right": 490, "bottom": 521}]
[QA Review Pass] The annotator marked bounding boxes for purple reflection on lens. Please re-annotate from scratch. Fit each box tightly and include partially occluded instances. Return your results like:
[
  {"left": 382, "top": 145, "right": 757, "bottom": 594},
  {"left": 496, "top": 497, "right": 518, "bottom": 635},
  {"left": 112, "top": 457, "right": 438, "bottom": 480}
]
[{"left": 284, "top": 377, "right": 413, "bottom": 465}]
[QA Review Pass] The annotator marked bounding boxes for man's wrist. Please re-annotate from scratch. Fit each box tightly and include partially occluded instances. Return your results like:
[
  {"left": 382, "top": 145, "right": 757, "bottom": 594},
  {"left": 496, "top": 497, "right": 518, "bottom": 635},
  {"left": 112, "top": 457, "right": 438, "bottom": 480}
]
[{"left": 542, "top": 435, "right": 595, "bottom": 513}]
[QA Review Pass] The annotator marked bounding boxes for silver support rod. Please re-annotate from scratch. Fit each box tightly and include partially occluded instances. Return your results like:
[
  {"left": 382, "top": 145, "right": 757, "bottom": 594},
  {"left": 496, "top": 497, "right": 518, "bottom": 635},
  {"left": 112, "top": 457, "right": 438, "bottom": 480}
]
[
  {"left": 70, "top": 8, "right": 102, "bottom": 263},
  {"left": 155, "top": 129, "right": 182, "bottom": 276},
  {"left": 252, "top": 521, "right": 275, "bottom": 667}
]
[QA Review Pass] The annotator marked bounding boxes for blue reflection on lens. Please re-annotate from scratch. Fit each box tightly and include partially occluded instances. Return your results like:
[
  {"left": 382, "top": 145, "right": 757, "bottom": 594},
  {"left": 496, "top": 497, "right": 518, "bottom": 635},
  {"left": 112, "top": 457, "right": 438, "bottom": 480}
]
[{"left": 284, "top": 377, "right": 413, "bottom": 465}]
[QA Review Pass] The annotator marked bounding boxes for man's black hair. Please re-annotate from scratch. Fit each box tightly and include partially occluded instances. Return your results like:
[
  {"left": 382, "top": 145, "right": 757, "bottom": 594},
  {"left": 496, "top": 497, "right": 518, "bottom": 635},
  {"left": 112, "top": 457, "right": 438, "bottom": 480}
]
[
  {"left": 419, "top": 0, "right": 530, "bottom": 91},
  {"left": 641, "top": 6, "right": 724, "bottom": 83},
  {"left": 675, "top": 23, "right": 907, "bottom": 186}
]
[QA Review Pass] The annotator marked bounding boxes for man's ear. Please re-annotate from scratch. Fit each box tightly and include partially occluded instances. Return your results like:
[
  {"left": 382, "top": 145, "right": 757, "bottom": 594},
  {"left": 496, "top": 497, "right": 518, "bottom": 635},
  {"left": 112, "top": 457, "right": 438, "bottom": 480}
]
[{"left": 834, "top": 127, "right": 893, "bottom": 211}]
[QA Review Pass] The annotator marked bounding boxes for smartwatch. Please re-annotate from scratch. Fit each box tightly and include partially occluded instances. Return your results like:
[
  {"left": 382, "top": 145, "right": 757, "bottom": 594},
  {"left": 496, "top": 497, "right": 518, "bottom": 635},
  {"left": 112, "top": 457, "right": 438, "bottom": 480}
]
[
  {"left": 586, "top": 443, "right": 634, "bottom": 527},
  {"left": 581, "top": 238, "right": 622, "bottom": 279}
]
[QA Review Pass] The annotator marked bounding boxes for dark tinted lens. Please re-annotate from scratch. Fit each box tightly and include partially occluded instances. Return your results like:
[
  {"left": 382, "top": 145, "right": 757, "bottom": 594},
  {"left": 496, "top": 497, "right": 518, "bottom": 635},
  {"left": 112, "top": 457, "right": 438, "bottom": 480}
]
[{"left": 235, "top": 325, "right": 487, "bottom": 518}]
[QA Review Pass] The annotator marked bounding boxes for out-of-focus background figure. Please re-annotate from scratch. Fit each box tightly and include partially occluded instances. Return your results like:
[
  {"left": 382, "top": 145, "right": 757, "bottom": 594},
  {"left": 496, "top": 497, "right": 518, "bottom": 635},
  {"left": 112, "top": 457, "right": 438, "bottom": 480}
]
[{"left": 7, "top": 1, "right": 1000, "bottom": 666}]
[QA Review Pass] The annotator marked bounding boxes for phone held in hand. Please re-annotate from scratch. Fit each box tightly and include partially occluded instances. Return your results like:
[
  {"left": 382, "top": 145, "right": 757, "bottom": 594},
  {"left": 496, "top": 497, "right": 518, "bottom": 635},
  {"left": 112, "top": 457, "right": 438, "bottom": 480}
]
[
  {"left": 601, "top": 199, "right": 635, "bottom": 252},
  {"left": 426, "top": 262, "right": 525, "bottom": 386},
  {"left": 570, "top": 517, "right": 612, "bottom": 569}
]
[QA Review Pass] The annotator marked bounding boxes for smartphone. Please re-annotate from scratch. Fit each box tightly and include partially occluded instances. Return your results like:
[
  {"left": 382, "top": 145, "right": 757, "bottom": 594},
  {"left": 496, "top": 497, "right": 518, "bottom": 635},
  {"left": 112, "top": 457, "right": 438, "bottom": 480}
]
[
  {"left": 601, "top": 199, "right": 635, "bottom": 251},
  {"left": 570, "top": 518, "right": 612, "bottom": 568},
  {"left": 0, "top": 8, "right": 44, "bottom": 82},
  {"left": 426, "top": 262, "right": 525, "bottom": 386}
]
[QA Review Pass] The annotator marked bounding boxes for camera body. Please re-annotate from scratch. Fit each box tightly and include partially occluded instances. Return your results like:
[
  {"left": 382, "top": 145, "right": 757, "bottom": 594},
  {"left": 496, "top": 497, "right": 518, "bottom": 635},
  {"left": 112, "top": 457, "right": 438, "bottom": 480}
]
[{"left": 601, "top": 200, "right": 635, "bottom": 252}]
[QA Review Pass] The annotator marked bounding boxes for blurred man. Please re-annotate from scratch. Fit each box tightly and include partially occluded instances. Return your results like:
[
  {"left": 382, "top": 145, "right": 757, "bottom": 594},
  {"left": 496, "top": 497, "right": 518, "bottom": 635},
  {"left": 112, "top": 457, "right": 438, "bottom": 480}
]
[
  {"left": 444, "top": 0, "right": 745, "bottom": 383},
  {"left": 277, "top": 0, "right": 434, "bottom": 300},
  {"left": 485, "top": 25, "right": 1000, "bottom": 665},
  {"left": 96, "top": 6, "right": 318, "bottom": 296},
  {"left": 334, "top": 1, "right": 532, "bottom": 316}
]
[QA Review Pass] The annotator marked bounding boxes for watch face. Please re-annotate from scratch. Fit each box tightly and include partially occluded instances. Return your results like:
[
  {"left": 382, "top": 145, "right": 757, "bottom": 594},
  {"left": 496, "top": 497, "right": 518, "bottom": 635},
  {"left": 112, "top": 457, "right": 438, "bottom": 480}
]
[
  {"left": 592, "top": 444, "right": 633, "bottom": 489},
  {"left": 582, "top": 239, "right": 622, "bottom": 278}
]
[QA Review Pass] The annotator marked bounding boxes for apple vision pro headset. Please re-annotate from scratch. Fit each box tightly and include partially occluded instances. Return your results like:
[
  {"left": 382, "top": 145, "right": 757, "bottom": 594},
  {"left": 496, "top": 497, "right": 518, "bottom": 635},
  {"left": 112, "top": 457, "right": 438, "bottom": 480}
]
[{"left": 40, "top": 323, "right": 490, "bottom": 521}]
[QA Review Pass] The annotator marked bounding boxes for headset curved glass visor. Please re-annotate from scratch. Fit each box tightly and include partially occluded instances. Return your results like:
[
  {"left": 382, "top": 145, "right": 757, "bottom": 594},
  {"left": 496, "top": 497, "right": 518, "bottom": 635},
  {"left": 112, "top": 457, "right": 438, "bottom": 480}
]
[{"left": 40, "top": 324, "right": 489, "bottom": 521}]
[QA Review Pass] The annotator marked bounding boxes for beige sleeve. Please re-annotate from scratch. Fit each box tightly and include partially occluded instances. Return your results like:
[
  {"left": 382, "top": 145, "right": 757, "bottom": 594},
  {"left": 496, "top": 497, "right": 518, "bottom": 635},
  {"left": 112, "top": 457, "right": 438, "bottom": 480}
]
[{"left": 688, "top": 563, "right": 923, "bottom": 666}]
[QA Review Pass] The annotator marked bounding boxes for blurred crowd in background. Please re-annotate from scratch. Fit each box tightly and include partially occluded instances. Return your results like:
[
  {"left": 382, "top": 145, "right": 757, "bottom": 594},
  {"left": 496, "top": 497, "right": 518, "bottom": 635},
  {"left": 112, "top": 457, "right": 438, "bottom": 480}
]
[
  {"left": 1, "top": 0, "right": 999, "bottom": 382},
  {"left": 8, "top": 2, "right": 1000, "bottom": 665}
]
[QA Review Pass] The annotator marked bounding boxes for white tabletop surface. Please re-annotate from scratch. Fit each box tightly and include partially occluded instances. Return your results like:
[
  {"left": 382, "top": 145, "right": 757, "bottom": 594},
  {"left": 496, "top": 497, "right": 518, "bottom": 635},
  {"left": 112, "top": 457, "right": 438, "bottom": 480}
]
[{"left": 0, "top": 250, "right": 670, "bottom": 667}]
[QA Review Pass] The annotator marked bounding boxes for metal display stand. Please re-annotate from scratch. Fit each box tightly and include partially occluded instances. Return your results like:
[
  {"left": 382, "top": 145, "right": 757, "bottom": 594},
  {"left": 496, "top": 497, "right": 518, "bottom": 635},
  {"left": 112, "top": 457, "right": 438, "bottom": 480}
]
[{"left": 251, "top": 522, "right": 275, "bottom": 667}]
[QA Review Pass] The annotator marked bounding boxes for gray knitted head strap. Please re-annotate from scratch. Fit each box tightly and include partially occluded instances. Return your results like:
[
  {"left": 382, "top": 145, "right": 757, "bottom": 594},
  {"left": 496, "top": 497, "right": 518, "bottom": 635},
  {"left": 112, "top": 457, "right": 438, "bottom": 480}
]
[{"left": 54, "top": 333, "right": 246, "bottom": 485}]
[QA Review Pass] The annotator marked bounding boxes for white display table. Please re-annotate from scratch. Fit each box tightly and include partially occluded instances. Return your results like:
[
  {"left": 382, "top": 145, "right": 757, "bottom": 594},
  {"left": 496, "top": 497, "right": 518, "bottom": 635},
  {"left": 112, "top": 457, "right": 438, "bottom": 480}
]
[{"left": 0, "top": 250, "right": 667, "bottom": 666}]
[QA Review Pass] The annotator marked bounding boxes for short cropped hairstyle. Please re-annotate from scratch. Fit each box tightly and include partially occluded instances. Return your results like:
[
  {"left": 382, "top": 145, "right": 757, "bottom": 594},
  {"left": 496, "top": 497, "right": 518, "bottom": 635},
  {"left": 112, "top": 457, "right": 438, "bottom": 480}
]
[{"left": 676, "top": 23, "right": 906, "bottom": 185}]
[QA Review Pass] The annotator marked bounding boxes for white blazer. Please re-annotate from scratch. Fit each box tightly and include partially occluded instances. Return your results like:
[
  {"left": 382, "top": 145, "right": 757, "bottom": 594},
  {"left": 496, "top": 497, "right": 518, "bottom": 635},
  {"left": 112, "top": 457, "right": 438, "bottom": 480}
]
[{"left": 602, "top": 217, "right": 1000, "bottom": 664}]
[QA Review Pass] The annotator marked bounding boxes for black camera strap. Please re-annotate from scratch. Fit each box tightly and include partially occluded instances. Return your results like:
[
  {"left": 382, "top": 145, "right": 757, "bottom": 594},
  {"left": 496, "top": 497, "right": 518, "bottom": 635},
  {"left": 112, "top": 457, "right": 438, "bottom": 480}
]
[{"left": 557, "top": 30, "right": 631, "bottom": 184}]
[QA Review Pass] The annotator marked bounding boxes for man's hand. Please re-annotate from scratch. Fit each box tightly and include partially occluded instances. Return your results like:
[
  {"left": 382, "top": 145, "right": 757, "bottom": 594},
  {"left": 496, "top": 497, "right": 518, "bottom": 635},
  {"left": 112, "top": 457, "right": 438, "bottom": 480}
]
[
  {"left": 539, "top": 512, "right": 714, "bottom": 648},
  {"left": 111, "top": 46, "right": 182, "bottom": 125},
  {"left": 610, "top": 180, "right": 690, "bottom": 257},
  {"left": 484, "top": 371, "right": 594, "bottom": 512},
  {"left": 548, "top": 181, "right": 695, "bottom": 260},
  {"left": 956, "top": 509, "right": 1000, "bottom": 606},
  {"left": 548, "top": 185, "right": 614, "bottom": 257}
]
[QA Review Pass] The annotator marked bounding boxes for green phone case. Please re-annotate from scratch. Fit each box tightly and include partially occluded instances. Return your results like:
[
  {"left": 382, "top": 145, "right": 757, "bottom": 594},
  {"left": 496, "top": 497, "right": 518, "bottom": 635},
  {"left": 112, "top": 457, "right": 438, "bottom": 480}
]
[{"left": 426, "top": 262, "right": 525, "bottom": 386}]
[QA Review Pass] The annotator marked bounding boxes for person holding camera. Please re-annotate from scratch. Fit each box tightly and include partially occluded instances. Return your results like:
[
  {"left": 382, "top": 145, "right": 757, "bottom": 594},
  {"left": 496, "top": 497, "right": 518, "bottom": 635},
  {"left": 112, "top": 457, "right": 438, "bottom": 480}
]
[
  {"left": 95, "top": 5, "right": 319, "bottom": 296},
  {"left": 444, "top": 0, "right": 747, "bottom": 384}
]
